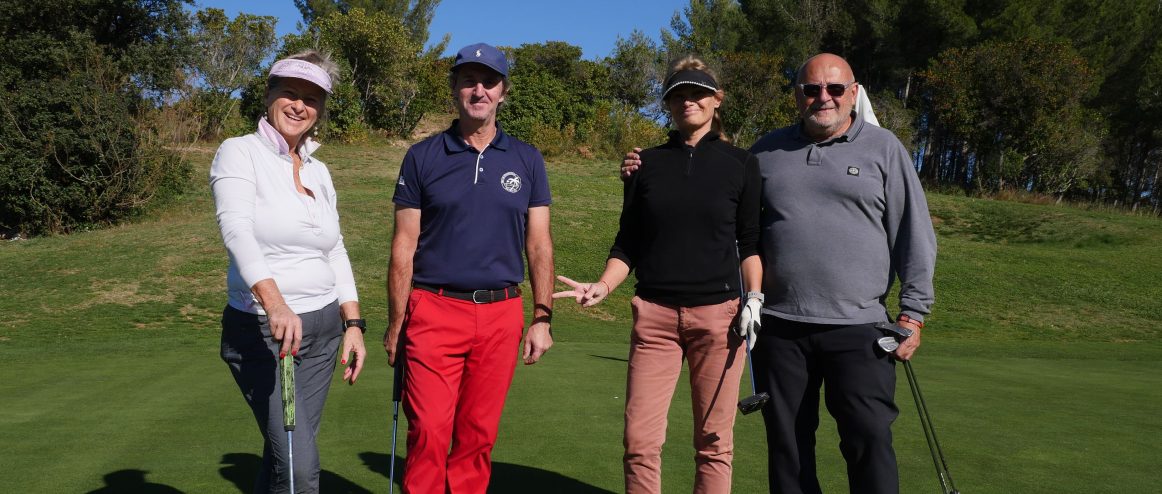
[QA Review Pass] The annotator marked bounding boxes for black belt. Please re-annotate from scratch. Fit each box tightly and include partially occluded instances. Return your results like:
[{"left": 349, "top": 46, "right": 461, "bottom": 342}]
[{"left": 414, "top": 284, "right": 520, "bottom": 304}]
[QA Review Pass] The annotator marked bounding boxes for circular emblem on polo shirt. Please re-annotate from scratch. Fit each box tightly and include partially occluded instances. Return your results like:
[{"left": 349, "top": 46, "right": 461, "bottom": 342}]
[{"left": 500, "top": 172, "right": 521, "bottom": 193}]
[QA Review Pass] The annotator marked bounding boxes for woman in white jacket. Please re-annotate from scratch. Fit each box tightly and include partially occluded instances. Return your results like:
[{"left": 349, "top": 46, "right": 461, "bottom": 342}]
[{"left": 210, "top": 49, "right": 365, "bottom": 494}]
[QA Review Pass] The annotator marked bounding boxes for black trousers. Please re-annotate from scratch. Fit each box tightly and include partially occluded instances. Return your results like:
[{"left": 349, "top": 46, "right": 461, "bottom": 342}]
[{"left": 752, "top": 315, "right": 899, "bottom": 494}]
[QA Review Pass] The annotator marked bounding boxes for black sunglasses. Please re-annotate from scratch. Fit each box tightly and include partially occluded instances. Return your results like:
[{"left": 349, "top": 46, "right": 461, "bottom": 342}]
[{"left": 798, "top": 81, "right": 856, "bottom": 98}]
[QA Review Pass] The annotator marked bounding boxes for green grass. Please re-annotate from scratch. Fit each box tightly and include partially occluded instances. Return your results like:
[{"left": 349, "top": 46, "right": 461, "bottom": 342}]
[{"left": 1, "top": 139, "right": 1159, "bottom": 493}]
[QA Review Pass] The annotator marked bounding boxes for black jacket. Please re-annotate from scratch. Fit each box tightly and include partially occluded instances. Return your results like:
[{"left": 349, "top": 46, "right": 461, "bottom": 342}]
[{"left": 609, "top": 131, "right": 761, "bottom": 306}]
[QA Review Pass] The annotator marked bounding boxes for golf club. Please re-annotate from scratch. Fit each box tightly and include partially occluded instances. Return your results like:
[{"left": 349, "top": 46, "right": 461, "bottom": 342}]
[
  {"left": 875, "top": 322, "right": 961, "bottom": 494},
  {"left": 389, "top": 352, "right": 404, "bottom": 494},
  {"left": 735, "top": 242, "right": 769, "bottom": 415},
  {"left": 279, "top": 353, "right": 296, "bottom": 494},
  {"left": 737, "top": 343, "right": 769, "bottom": 414}
]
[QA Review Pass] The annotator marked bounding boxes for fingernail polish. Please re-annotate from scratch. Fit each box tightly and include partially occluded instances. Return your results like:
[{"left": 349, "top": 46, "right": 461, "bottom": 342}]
[
  {"left": 341, "top": 359, "right": 347, "bottom": 365},
  {"left": 292, "top": 350, "right": 298, "bottom": 357},
  {"left": 280, "top": 352, "right": 285, "bottom": 359}
]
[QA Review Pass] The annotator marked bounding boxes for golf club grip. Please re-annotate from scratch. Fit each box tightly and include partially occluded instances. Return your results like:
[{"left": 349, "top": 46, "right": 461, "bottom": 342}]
[
  {"left": 392, "top": 359, "right": 404, "bottom": 402},
  {"left": 280, "top": 353, "right": 296, "bottom": 431}
]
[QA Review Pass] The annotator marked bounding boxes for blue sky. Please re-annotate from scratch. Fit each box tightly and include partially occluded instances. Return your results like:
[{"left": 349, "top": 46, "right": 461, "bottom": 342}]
[{"left": 191, "top": 0, "right": 689, "bottom": 59}]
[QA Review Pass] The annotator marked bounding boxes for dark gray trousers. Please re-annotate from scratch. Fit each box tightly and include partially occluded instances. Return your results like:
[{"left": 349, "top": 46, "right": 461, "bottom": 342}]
[
  {"left": 753, "top": 315, "right": 899, "bottom": 494},
  {"left": 221, "top": 301, "right": 342, "bottom": 494}
]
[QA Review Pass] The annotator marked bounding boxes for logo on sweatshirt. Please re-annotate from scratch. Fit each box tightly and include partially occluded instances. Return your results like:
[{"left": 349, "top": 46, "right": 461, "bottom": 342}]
[
  {"left": 847, "top": 166, "right": 860, "bottom": 176},
  {"left": 501, "top": 172, "right": 522, "bottom": 193}
]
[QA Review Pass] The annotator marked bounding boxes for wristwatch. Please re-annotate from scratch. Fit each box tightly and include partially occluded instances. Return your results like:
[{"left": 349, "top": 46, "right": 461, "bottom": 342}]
[{"left": 344, "top": 318, "right": 367, "bottom": 333}]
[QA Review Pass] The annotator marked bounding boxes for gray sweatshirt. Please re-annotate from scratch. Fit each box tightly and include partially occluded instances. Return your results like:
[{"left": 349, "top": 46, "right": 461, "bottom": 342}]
[{"left": 750, "top": 116, "right": 936, "bottom": 325}]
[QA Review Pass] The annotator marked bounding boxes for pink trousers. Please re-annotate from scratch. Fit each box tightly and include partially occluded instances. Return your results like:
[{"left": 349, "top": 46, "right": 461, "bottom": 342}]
[{"left": 623, "top": 296, "right": 745, "bottom": 494}]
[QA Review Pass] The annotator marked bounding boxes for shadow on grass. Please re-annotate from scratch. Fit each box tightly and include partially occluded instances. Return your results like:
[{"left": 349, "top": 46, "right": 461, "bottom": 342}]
[
  {"left": 220, "top": 452, "right": 372, "bottom": 493},
  {"left": 85, "top": 469, "right": 182, "bottom": 493},
  {"left": 588, "top": 354, "right": 628, "bottom": 363},
  {"left": 360, "top": 452, "right": 615, "bottom": 493}
]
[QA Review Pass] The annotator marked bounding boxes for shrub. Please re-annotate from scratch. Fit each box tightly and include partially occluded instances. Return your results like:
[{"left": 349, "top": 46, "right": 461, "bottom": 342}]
[
  {"left": 0, "top": 46, "right": 190, "bottom": 235},
  {"left": 582, "top": 101, "right": 667, "bottom": 160}
]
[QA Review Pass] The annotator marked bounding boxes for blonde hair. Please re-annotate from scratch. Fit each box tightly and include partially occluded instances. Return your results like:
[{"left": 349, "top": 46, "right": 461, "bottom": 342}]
[{"left": 664, "top": 55, "right": 727, "bottom": 141}]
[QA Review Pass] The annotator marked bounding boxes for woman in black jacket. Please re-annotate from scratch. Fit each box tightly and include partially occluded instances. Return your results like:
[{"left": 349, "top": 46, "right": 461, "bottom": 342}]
[{"left": 555, "top": 55, "right": 763, "bottom": 494}]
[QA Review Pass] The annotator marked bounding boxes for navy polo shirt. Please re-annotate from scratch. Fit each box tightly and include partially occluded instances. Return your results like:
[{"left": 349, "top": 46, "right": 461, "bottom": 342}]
[{"left": 393, "top": 121, "right": 552, "bottom": 290}]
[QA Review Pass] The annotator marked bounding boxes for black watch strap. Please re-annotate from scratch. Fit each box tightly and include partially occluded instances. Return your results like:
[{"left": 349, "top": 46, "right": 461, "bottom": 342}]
[{"left": 344, "top": 318, "right": 367, "bottom": 333}]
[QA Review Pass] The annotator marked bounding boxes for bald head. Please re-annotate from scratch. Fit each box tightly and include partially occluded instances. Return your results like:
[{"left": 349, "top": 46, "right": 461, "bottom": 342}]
[
  {"left": 795, "top": 53, "right": 854, "bottom": 85},
  {"left": 795, "top": 53, "right": 859, "bottom": 141}
]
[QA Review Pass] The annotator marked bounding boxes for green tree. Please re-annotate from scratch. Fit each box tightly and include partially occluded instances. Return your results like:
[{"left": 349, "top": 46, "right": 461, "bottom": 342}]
[
  {"left": 923, "top": 39, "right": 1101, "bottom": 195},
  {"left": 716, "top": 51, "right": 795, "bottom": 146},
  {"left": 0, "top": 0, "right": 193, "bottom": 236},
  {"left": 661, "top": 0, "right": 748, "bottom": 57},
  {"left": 739, "top": 0, "right": 853, "bottom": 64},
  {"left": 606, "top": 30, "right": 663, "bottom": 110},
  {"left": 315, "top": 8, "right": 439, "bottom": 137},
  {"left": 499, "top": 42, "right": 619, "bottom": 155},
  {"left": 190, "top": 8, "right": 278, "bottom": 138},
  {"left": 294, "top": 0, "right": 440, "bottom": 46}
]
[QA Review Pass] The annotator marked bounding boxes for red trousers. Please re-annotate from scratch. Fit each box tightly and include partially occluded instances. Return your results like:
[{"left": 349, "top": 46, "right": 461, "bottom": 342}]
[{"left": 401, "top": 288, "right": 524, "bottom": 494}]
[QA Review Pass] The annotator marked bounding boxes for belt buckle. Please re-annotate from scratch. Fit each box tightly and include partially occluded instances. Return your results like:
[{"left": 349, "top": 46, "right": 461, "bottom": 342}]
[{"left": 471, "top": 289, "right": 491, "bottom": 304}]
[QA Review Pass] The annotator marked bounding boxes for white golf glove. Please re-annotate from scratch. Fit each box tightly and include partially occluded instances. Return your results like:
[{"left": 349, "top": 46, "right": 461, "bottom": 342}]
[{"left": 737, "top": 292, "right": 763, "bottom": 350}]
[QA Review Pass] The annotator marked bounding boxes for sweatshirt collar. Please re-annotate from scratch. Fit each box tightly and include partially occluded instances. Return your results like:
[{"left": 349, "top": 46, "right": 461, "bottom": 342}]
[
  {"left": 666, "top": 129, "right": 722, "bottom": 148},
  {"left": 257, "top": 117, "right": 322, "bottom": 159},
  {"left": 794, "top": 111, "right": 864, "bottom": 144}
]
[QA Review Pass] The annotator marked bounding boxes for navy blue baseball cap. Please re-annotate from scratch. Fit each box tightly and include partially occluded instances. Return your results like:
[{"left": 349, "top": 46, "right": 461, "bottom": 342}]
[{"left": 452, "top": 43, "right": 509, "bottom": 77}]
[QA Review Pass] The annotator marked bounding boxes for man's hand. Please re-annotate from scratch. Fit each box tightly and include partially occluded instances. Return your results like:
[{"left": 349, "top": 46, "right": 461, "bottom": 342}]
[
  {"left": 521, "top": 321, "right": 553, "bottom": 365},
  {"left": 620, "top": 147, "right": 643, "bottom": 179},
  {"left": 737, "top": 296, "right": 762, "bottom": 350},
  {"left": 894, "top": 318, "right": 923, "bottom": 361},
  {"left": 383, "top": 323, "right": 403, "bottom": 366}
]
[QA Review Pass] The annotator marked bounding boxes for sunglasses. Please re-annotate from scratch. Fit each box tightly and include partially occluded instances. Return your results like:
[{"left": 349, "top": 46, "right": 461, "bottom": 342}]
[{"left": 798, "top": 81, "right": 857, "bottom": 98}]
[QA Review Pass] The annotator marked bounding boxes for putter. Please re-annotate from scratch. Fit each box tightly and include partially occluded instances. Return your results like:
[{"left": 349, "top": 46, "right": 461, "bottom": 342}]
[
  {"left": 735, "top": 243, "right": 770, "bottom": 415},
  {"left": 279, "top": 353, "right": 296, "bottom": 494},
  {"left": 737, "top": 343, "right": 770, "bottom": 414},
  {"left": 875, "top": 322, "right": 961, "bottom": 494},
  {"left": 389, "top": 354, "right": 404, "bottom": 494}
]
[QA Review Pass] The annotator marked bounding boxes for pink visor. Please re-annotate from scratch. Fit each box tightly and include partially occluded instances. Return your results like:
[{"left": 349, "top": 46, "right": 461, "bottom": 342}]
[{"left": 268, "top": 58, "right": 333, "bottom": 93}]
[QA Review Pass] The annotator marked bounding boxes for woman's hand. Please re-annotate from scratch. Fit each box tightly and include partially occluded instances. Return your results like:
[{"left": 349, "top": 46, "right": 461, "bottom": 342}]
[
  {"left": 266, "top": 303, "right": 302, "bottom": 359},
  {"left": 552, "top": 275, "right": 611, "bottom": 307},
  {"left": 340, "top": 328, "right": 366, "bottom": 384}
]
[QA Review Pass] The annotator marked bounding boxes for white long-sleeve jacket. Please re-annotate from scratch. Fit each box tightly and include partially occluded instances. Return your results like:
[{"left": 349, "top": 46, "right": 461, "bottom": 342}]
[{"left": 210, "top": 119, "right": 358, "bottom": 315}]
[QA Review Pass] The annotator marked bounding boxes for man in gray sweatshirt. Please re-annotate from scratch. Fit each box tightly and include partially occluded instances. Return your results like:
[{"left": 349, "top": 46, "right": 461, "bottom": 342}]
[
  {"left": 750, "top": 53, "right": 936, "bottom": 494},
  {"left": 623, "top": 52, "right": 936, "bottom": 494}
]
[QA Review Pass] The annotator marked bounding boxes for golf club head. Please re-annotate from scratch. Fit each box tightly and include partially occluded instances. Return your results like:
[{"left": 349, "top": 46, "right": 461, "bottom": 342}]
[
  {"left": 877, "top": 336, "right": 900, "bottom": 353},
  {"left": 737, "top": 392, "right": 770, "bottom": 415},
  {"left": 874, "top": 321, "right": 914, "bottom": 339}
]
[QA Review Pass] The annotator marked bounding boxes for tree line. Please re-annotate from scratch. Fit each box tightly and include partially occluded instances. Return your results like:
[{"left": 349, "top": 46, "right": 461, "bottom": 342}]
[{"left": 2, "top": 0, "right": 1159, "bottom": 236}]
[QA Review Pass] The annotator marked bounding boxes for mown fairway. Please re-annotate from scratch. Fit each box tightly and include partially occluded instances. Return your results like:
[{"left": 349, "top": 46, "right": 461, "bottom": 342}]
[{"left": 1, "top": 139, "right": 1159, "bottom": 493}]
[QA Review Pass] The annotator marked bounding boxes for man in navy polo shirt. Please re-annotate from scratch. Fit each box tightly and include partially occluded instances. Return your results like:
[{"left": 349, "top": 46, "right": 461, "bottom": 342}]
[{"left": 384, "top": 42, "right": 555, "bottom": 494}]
